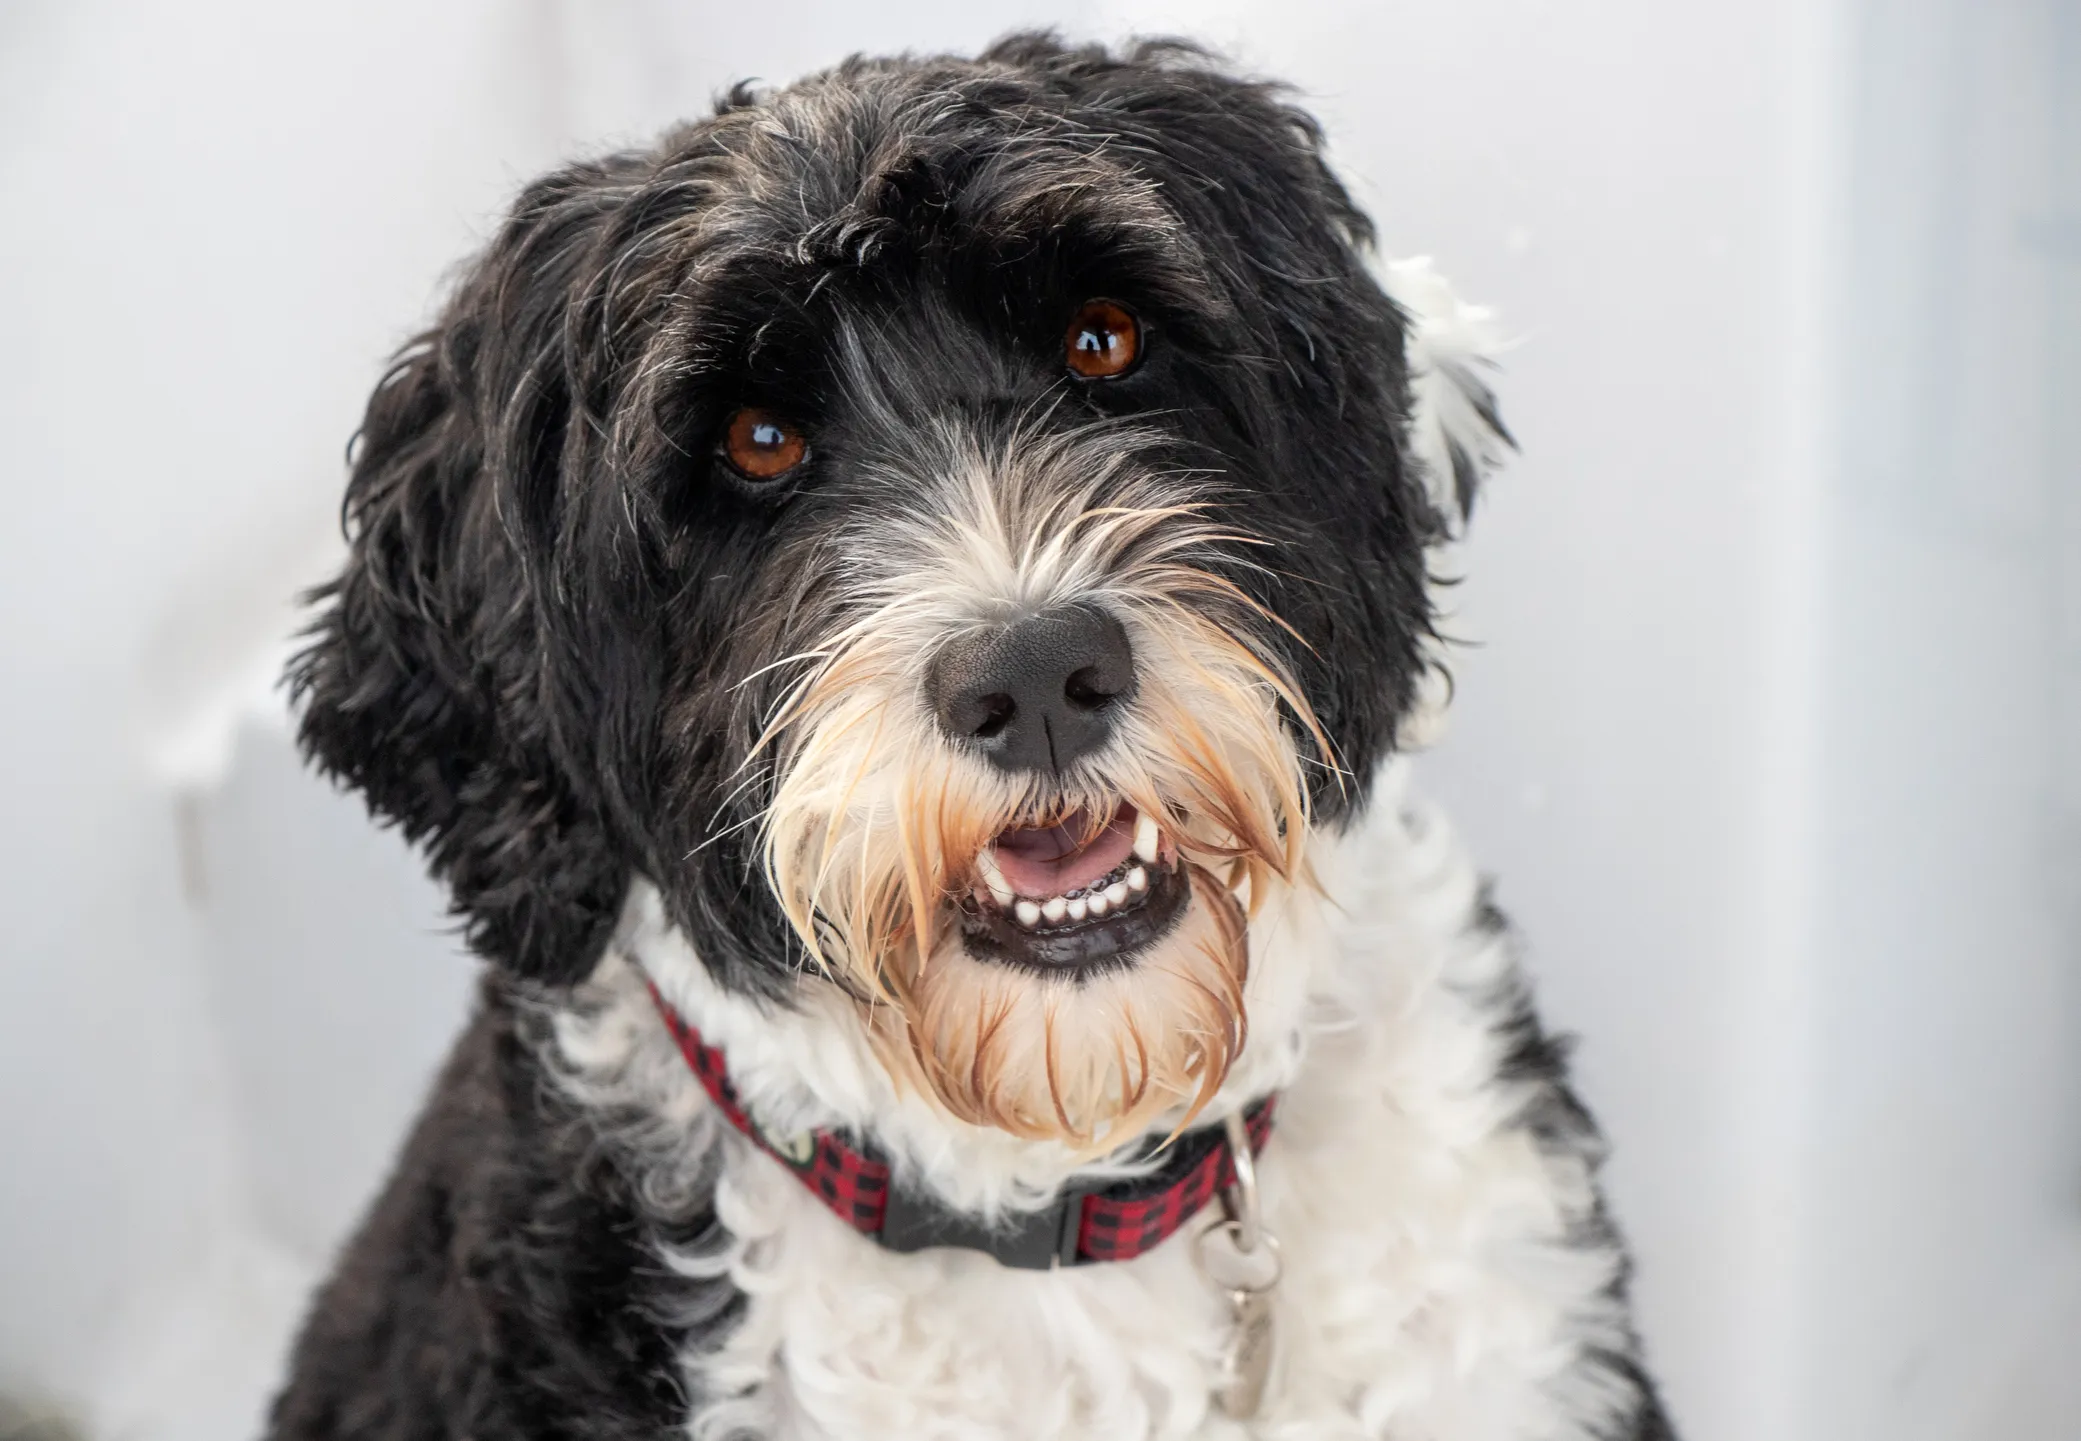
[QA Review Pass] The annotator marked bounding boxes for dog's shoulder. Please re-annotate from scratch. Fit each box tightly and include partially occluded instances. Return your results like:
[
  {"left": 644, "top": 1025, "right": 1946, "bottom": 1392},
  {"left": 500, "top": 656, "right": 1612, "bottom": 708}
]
[{"left": 264, "top": 983, "right": 723, "bottom": 1441}]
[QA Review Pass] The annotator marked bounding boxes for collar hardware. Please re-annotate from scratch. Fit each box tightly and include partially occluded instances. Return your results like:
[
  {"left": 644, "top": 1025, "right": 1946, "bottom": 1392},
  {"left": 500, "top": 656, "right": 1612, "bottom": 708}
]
[{"left": 879, "top": 1174, "right": 1091, "bottom": 1268}]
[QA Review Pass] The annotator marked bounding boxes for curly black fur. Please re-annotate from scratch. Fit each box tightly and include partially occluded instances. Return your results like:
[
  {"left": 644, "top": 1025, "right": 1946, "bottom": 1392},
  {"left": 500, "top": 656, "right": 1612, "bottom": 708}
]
[{"left": 267, "top": 983, "right": 728, "bottom": 1441}]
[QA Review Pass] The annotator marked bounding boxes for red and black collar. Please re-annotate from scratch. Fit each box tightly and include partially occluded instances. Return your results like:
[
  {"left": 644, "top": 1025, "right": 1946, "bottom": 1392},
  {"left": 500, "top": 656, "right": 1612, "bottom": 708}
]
[{"left": 647, "top": 985, "right": 1274, "bottom": 1270}]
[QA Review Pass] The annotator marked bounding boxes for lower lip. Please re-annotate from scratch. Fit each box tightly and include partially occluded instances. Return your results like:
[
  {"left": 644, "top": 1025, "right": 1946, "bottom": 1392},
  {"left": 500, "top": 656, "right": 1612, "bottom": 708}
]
[{"left": 955, "top": 859, "right": 1193, "bottom": 977}]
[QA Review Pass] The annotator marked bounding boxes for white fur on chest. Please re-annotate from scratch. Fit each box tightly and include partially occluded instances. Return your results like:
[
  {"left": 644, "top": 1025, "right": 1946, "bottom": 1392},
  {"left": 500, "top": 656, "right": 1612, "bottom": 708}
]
[{"left": 556, "top": 767, "right": 1638, "bottom": 1441}]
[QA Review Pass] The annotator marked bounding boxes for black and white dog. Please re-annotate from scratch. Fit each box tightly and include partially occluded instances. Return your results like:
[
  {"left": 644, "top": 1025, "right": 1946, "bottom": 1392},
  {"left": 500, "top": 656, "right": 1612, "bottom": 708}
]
[{"left": 270, "top": 34, "right": 1676, "bottom": 1441}]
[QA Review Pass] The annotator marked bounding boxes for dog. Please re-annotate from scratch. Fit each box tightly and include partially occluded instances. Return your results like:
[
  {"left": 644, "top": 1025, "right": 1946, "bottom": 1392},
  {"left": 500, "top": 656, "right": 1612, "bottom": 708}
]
[{"left": 268, "top": 33, "right": 1677, "bottom": 1441}]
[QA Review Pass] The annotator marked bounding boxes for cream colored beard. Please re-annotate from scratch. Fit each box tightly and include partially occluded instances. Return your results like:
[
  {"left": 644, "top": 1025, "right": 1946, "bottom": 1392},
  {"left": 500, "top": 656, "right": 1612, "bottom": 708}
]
[{"left": 858, "top": 863, "right": 1253, "bottom": 1150}]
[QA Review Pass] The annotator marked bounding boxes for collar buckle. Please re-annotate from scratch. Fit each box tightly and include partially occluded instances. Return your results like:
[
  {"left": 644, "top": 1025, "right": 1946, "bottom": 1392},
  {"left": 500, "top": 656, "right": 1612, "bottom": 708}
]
[{"left": 879, "top": 1176, "right": 1088, "bottom": 1269}]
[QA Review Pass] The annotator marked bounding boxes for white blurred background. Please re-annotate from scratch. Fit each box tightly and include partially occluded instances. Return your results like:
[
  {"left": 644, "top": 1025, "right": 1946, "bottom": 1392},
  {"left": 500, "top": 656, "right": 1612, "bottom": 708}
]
[{"left": 1, "top": 3, "right": 2075, "bottom": 1439}]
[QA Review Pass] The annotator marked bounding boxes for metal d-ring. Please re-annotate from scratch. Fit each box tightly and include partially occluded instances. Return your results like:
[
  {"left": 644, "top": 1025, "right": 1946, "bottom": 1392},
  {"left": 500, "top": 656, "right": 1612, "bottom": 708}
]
[{"left": 1220, "top": 1111, "right": 1263, "bottom": 1254}]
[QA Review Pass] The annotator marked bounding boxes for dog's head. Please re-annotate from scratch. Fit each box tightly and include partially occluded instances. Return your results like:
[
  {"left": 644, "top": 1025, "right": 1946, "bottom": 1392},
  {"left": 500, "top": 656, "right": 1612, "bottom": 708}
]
[{"left": 294, "top": 35, "right": 1507, "bottom": 1149}]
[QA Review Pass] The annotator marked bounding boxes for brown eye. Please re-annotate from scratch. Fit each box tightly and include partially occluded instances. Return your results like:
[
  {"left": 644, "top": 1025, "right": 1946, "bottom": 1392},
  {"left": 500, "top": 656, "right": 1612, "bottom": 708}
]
[
  {"left": 1064, "top": 300, "right": 1141, "bottom": 380},
  {"left": 722, "top": 408, "right": 808, "bottom": 481}
]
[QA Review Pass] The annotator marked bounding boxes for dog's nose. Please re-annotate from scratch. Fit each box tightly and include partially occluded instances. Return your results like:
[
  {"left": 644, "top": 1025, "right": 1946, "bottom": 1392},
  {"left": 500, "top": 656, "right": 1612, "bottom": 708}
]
[{"left": 926, "top": 605, "right": 1136, "bottom": 774}]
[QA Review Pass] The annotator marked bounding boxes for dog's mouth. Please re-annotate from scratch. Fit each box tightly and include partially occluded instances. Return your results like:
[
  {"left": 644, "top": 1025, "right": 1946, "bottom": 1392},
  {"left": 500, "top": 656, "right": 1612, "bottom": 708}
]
[{"left": 955, "top": 802, "right": 1191, "bottom": 974}]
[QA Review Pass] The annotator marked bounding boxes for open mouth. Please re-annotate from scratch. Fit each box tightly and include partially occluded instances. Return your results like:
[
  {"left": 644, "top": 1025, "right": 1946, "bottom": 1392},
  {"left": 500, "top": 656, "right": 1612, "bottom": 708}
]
[{"left": 956, "top": 802, "right": 1191, "bottom": 974}]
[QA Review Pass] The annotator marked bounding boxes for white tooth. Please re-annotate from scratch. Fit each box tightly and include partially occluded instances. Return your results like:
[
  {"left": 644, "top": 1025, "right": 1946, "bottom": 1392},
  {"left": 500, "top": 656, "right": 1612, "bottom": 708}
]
[
  {"left": 1127, "top": 866, "right": 1148, "bottom": 893},
  {"left": 1087, "top": 893, "right": 1109, "bottom": 916},
  {"left": 1133, "top": 812, "right": 1161, "bottom": 863},
  {"left": 974, "top": 848, "right": 1015, "bottom": 908},
  {"left": 1105, "top": 881, "right": 1129, "bottom": 905},
  {"left": 1042, "top": 896, "right": 1069, "bottom": 924},
  {"left": 1066, "top": 896, "right": 1089, "bottom": 922},
  {"left": 1014, "top": 899, "right": 1042, "bottom": 928}
]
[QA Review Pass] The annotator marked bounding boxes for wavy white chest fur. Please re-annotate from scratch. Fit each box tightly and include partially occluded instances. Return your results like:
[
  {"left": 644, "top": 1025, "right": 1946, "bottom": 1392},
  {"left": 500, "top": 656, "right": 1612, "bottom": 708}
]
[{"left": 551, "top": 765, "right": 1638, "bottom": 1441}]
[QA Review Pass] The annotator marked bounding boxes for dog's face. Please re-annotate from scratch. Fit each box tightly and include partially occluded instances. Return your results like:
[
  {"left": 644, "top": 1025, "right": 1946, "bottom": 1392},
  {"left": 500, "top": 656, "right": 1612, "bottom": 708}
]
[{"left": 297, "top": 37, "right": 1487, "bottom": 1148}]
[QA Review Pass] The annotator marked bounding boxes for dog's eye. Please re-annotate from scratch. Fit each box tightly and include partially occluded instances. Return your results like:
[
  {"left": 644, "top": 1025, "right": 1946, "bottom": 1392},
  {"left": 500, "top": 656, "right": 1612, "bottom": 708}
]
[
  {"left": 721, "top": 408, "right": 809, "bottom": 482},
  {"left": 1064, "top": 300, "right": 1141, "bottom": 380}
]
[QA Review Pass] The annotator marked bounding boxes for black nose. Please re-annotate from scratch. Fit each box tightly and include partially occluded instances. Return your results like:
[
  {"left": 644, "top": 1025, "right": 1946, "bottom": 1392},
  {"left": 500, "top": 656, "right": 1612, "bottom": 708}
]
[{"left": 926, "top": 605, "right": 1136, "bottom": 774}]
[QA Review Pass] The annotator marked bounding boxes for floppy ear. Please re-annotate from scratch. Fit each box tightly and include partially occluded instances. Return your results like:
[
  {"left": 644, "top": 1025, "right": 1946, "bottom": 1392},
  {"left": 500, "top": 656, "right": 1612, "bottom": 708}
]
[
  {"left": 1380, "top": 255, "right": 1515, "bottom": 535},
  {"left": 289, "top": 161, "right": 643, "bottom": 985}
]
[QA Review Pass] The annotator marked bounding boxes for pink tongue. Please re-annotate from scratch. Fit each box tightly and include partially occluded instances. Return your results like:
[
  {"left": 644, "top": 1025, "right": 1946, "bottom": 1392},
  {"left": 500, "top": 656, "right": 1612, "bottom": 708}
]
[{"left": 992, "top": 805, "right": 1138, "bottom": 897}]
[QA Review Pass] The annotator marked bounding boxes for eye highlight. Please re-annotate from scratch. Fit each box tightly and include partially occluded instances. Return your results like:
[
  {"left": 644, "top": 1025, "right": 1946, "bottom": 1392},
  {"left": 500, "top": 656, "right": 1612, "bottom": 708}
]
[
  {"left": 722, "top": 408, "right": 808, "bottom": 482},
  {"left": 1064, "top": 300, "right": 1141, "bottom": 380}
]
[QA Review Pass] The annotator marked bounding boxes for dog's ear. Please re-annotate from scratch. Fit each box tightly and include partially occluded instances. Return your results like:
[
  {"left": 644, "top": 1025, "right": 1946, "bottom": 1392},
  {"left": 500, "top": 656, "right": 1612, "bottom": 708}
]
[
  {"left": 290, "top": 160, "right": 647, "bottom": 985},
  {"left": 1379, "top": 256, "right": 1515, "bottom": 536}
]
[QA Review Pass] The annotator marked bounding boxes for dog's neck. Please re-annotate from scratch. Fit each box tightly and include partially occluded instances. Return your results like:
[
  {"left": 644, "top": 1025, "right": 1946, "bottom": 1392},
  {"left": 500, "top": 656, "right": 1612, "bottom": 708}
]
[{"left": 584, "top": 804, "right": 1359, "bottom": 1221}]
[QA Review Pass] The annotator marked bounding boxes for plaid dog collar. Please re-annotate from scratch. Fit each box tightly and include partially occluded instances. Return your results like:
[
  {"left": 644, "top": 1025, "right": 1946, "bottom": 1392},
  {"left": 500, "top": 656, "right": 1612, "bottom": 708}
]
[{"left": 647, "top": 984, "right": 1275, "bottom": 1270}]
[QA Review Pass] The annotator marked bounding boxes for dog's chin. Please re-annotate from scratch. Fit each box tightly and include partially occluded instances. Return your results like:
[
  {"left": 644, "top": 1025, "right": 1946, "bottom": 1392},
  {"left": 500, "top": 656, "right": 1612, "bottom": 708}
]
[
  {"left": 889, "top": 805, "right": 1251, "bottom": 1146},
  {"left": 950, "top": 801, "right": 1192, "bottom": 977}
]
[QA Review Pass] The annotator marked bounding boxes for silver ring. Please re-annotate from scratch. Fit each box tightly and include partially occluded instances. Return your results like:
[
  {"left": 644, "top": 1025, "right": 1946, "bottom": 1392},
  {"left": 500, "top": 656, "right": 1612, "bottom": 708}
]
[{"left": 1193, "top": 1218, "right": 1284, "bottom": 1293}]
